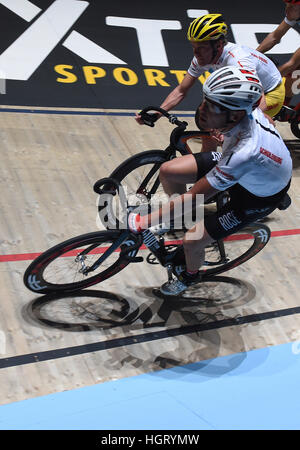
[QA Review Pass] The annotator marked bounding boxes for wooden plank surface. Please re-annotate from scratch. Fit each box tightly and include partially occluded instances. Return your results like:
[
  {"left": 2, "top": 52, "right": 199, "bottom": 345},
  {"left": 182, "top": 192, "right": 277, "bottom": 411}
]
[{"left": 0, "top": 108, "right": 300, "bottom": 405}]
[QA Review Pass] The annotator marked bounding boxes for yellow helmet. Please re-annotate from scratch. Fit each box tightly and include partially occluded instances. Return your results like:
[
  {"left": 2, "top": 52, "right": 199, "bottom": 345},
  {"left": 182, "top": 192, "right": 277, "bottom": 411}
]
[{"left": 187, "top": 14, "right": 228, "bottom": 42}]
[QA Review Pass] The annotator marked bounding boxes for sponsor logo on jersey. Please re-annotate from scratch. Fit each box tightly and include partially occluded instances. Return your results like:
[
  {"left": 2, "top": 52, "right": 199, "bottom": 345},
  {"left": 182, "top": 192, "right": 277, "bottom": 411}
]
[
  {"left": 260, "top": 147, "right": 282, "bottom": 164},
  {"left": 215, "top": 166, "right": 235, "bottom": 180},
  {"left": 251, "top": 53, "right": 268, "bottom": 64}
]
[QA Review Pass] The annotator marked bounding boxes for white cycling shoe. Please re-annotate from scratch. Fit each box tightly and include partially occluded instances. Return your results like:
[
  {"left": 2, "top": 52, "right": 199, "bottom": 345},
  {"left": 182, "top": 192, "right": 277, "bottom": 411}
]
[
  {"left": 160, "top": 278, "right": 189, "bottom": 296},
  {"left": 160, "top": 271, "right": 200, "bottom": 296}
]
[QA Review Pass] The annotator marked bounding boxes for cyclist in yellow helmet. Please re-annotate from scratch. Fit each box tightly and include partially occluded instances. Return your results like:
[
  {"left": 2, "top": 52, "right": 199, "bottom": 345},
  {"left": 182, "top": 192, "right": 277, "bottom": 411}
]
[
  {"left": 187, "top": 14, "right": 228, "bottom": 43},
  {"left": 257, "top": 0, "right": 300, "bottom": 108},
  {"left": 135, "top": 13, "right": 285, "bottom": 152}
]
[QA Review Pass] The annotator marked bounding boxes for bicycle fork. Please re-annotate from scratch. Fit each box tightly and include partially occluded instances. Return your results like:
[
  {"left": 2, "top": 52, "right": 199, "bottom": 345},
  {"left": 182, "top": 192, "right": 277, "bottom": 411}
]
[{"left": 77, "top": 230, "right": 131, "bottom": 275}]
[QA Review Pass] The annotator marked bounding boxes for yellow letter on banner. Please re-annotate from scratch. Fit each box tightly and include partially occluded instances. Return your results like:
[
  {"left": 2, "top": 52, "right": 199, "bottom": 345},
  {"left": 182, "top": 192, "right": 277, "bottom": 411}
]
[
  {"left": 113, "top": 68, "right": 138, "bottom": 85},
  {"left": 55, "top": 65, "right": 77, "bottom": 83},
  {"left": 83, "top": 66, "right": 106, "bottom": 84},
  {"left": 144, "top": 69, "right": 170, "bottom": 86},
  {"left": 199, "top": 71, "right": 212, "bottom": 85},
  {"left": 170, "top": 70, "right": 187, "bottom": 84}
]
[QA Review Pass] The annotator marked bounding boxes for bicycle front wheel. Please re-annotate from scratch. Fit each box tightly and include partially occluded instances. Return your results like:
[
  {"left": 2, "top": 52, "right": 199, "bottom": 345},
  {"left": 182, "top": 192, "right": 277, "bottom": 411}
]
[
  {"left": 24, "top": 231, "right": 138, "bottom": 294},
  {"left": 200, "top": 223, "right": 271, "bottom": 279}
]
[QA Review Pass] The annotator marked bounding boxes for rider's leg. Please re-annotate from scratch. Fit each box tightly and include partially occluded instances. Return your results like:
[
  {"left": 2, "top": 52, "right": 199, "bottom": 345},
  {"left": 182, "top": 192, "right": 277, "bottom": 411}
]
[
  {"left": 283, "top": 74, "right": 293, "bottom": 105},
  {"left": 159, "top": 222, "right": 214, "bottom": 295},
  {"left": 159, "top": 151, "right": 222, "bottom": 198},
  {"left": 158, "top": 183, "right": 291, "bottom": 295},
  {"left": 283, "top": 66, "right": 300, "bottom": 105},
  {"left": 159, "top": 154, "right": 198, "bottom": 196},
  {"left": 129, "top": 152, "right": 221, "bottom": 233},
  {"left": 279, "top": 48, "right": 300, "bottom": 104},
  {"left": 182, "top": 222, "right": 214, "bottom": 272}
]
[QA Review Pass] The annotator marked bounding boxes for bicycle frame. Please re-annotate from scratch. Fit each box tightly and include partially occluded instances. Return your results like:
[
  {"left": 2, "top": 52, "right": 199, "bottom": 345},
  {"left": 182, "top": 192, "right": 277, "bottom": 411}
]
[
  {"left": 91, "top": 107, "right": 226, "bottom": 277},
  {"left": 141, "top": 106, "right": 210, "bottom": 159},
  {"left": 91, "top": 170, "right": 230, "bottom": 284}
]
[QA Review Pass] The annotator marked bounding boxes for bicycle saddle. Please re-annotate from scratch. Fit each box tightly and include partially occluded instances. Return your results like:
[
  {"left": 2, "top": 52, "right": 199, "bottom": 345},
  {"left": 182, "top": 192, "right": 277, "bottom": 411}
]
[{"left": 277, "top": 193, "right": 291, "bottom": 210}]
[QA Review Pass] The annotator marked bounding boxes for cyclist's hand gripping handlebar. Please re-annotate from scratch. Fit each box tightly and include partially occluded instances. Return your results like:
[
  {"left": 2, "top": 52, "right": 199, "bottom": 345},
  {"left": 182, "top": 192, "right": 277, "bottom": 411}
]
[
  {"left": 139, "top": 111, "right": 159, "bottom": 127},
  {"left": 139, "top": 106, "right": 187, "bottom": 128}
]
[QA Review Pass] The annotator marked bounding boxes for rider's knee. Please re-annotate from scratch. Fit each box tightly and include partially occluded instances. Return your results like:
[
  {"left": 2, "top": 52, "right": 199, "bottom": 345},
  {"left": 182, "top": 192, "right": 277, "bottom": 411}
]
[{"left": 159, "top": 160, "right": 176, "bottom": 180}]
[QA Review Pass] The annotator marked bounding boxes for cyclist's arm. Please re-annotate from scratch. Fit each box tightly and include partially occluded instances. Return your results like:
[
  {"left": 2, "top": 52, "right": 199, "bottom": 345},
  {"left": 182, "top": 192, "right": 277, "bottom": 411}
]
[
  {"left": 189, "top": 175, "right": 220, "bottom": 202},
  {"left": 256, "top": 20, "right": 291, "bottom": 53},
  {"left": 141, "top": 177, "right": 219, "bottom": 228},
  {"left": 159, "top": 72, "right": 197, "bottom": 114},
  {"left": 279, "top": 47, "right": 300, "bottom": 76},
  {"left": 135, "top": 73, "right": 197, "bottom": 124}
]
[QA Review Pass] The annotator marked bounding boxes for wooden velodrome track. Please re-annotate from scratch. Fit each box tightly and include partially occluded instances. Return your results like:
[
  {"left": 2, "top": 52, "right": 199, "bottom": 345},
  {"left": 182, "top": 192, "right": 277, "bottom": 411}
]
[{"left": 0, "top": 105, "right": 300, "bottom": 406}]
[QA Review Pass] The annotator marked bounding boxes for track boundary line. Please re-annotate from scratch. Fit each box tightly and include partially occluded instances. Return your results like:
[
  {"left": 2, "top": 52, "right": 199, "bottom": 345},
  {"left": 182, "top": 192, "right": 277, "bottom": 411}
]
[{"left": 0, "top": 228, "right": 299, "bottom": 263}]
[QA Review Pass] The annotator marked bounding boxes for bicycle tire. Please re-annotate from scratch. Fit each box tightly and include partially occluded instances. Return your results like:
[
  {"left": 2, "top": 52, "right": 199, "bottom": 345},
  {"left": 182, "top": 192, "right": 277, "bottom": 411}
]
[
  {"left": 98, "top": 129, "right": 210, "bottom": 229},
  {"left": 23, "top": 231, "right": 139, "bottom": 294},
  {"left": 200, "top": 223, "right": 271, "bottom": 279},
  {"left": 98, "top": 150, "right": 167, "bottom": 229},
  {"left": 291, "top": 118, "right": 300, "bottom": 139}
]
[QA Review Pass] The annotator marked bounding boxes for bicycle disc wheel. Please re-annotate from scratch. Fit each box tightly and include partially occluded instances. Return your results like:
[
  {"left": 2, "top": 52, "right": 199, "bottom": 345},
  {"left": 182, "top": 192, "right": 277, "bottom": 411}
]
[
  {"left": 24, "top": 231, "right": 139, "bottom": 294},
  {"left": 98, "top": 150, "right": 168, "bottom": 229},
  {"left": 200, "top": 223, "right": 271, "bottom": 279}
]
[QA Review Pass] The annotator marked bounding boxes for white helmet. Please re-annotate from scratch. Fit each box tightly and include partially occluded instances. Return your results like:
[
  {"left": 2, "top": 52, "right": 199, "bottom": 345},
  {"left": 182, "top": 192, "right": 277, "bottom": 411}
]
[{"left": 203, "top": 66, "right": 263, "bottom": 114}]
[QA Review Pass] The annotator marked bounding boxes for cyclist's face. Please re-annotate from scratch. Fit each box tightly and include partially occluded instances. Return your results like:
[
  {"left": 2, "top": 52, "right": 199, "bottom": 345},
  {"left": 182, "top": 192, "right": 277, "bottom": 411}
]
[
  {"left": 190, "top": 41, "right": 214, "bottom": 65},
  {"left": 197, "top": 99, "right": 229, "bottom": 130},
  {"left": 285, "top": 3, "right": 300, "bottom": 21}
]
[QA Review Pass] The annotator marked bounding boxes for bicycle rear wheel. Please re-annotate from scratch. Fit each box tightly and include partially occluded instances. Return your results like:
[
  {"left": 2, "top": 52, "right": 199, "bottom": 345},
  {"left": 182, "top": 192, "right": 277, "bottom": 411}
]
[
  {"left": 24, "top": 231, "right": 139, "bottom": 294},
  {"left": 98, "top": 150, "right": 168, "bottom": 229},
  {"left": 291, "top": 117, "right": 300, "bottom": 139},
  {"left": 98, "top": 131, "right": 210, "bottom": 229},
  {"left": 200, "top": 223, "right": 271, "bottom": 279}
]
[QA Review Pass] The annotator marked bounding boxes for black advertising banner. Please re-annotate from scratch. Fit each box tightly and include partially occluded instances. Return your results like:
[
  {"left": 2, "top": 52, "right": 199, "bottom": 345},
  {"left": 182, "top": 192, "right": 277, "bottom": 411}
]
[{"left": 0, "top": 0, "right": 299, "bottom": 109}]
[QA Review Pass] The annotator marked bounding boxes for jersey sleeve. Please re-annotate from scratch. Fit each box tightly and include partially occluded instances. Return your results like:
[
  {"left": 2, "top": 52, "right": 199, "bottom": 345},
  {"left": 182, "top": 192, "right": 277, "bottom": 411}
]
[
  {"left": 187, "top": 57, "right": 205, "bottom": 78},
  {"left": 206, "top": 151, "right": 249, "bottom": 191},
  {"left": 224, "top": 48, "right": 257, "bottom": 75},
  {"left": 284, "top": 16, "right": 296, "bottom": 27}
]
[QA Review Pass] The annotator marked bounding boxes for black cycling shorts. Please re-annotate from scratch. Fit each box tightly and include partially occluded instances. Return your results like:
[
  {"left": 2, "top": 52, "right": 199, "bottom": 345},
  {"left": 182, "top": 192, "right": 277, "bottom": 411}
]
[
  {"left": 193, "top": 151, "right": 291, "bottom": 240},
  {"left": 194, "top": 151, "right": 222, "bottom": 179}
]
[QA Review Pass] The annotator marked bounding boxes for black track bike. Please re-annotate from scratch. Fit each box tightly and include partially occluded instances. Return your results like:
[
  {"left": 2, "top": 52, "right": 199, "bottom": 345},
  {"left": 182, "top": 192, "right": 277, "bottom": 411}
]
[{"left": 23, "top": 107, "right": 279, "bottom": 295}]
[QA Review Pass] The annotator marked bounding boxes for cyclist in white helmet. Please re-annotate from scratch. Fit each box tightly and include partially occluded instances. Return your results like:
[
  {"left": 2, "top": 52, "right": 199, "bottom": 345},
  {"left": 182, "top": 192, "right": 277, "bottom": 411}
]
[
  {"left": 135, "top": 13, "right": 285, "bottom": 152},
  {"left": 257, "top": 0, "right": 300, "bottom": 108},
  {"left": 129, "top": 66, "right": 292, "bottom": 296}
]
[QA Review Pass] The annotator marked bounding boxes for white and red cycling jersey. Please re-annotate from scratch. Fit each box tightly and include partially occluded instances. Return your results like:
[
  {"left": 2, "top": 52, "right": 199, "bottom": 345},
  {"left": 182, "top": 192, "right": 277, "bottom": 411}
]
[
  {"left": 188, "top": 42, "right": 281, "bottom": 94},
  {"left": 206, "top": 108, "right": 292, "bottom": 196}
]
